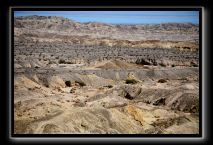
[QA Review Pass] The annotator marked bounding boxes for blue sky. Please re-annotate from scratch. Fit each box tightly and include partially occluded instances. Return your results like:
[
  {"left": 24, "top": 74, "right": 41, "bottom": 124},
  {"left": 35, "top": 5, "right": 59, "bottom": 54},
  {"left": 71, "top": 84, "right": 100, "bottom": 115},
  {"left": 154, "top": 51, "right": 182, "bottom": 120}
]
[{"left": 14, "top": 11, "right": 199, "bottom": 24}]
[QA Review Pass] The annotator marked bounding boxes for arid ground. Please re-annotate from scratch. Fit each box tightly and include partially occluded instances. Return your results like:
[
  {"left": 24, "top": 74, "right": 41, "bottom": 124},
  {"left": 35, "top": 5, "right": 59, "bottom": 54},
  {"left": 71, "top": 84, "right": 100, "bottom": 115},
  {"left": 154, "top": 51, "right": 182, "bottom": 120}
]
[{"left": 14, "top": 15, "right": 199, "bottom": 134}]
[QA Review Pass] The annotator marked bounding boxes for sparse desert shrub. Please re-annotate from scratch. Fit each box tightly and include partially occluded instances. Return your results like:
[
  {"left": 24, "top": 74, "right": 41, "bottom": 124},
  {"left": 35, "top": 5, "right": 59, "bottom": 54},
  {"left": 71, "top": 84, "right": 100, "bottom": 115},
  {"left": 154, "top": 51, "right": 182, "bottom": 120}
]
[
  {"left": 124, "top": 92, "right": 134, "bottom": 100},
  {"left": 48, "top": 61, "right": 53, "bottom": 64},
  {"left": 58, "top": 59, "right": 66, "bottom": 64},
  {"left": 70, "top": 88, "right": 75, "bottom": 93},
  {"left": 104, "top": 85, "right": 113, "bottom": 88},
  {"left": 75, "top": 81, "right": 86, "bottom": 87},
  {"left": 190, "top": 62, "right": 198, "bottom": 67},
  {"left": 159, "top": 63, "right": 167, "bottom": 67},
  {"left": 158, "top": 79, "right": 167, "bottom": 83},
  {"left": 65, "top": 80, "right": 71, "bottom": 87},
  {"left": 136, "top": 58, "right": 151, "bottom": 65},
  {"left": 153, "top": 97, "right": 166, "bottom": 106},
  {"left": 66, "top": 61, "right": 74, "bottom": 64},
  {"left": 28, "top": 87, "right": 34, "bottom": 91},
  {"left": 125, "top": 79, "right": 138, "bottom": 84},
  {"left": 192, "top": 64, "right": 198, "bottom": 67},
  {"left": 171, "top": 64, "right": 175, "bottom": 67},
  {"left": 153, "top": 62, "right": 158, "bottom": 66}
]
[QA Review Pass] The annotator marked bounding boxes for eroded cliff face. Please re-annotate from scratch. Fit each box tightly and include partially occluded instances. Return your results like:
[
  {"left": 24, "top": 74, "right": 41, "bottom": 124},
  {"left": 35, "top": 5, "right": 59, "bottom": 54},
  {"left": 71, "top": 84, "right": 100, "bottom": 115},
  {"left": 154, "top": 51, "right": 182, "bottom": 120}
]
[{"left": 14, "top": 15, "right": 199, "bottom": 134}]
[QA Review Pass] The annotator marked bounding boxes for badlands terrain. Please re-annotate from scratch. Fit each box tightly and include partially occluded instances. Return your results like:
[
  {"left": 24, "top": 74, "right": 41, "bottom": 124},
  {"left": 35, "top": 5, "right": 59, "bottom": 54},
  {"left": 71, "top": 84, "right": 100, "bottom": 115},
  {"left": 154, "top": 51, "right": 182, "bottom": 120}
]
[{"left": 14, "top": 15, "right": 199, "bottom": 134}]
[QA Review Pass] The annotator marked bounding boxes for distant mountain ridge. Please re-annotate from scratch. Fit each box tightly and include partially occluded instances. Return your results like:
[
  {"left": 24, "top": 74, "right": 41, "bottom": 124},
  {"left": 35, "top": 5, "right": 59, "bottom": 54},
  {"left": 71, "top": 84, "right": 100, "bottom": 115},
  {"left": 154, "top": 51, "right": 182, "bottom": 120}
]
[
  {"left": 14, "top": 15, "right": 199, "bottom": 50},
  {"left": 15, "top": 15, "right": 199, "bottom": 32}
]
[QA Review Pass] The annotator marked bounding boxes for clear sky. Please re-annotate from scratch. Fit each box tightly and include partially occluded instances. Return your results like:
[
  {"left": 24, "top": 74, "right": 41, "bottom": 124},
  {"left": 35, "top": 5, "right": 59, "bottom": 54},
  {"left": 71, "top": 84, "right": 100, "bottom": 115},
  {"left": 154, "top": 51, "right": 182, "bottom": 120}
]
[{"left": 14, "top": 11, "right": 199, "bottom": 24}]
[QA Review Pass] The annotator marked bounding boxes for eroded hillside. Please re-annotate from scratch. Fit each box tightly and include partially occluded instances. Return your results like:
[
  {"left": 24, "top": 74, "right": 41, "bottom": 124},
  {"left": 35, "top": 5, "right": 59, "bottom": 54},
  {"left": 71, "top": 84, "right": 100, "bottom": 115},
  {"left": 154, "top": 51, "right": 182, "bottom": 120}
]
[{"left": 14, "top": 15, "right": 199, "bottom": 134}]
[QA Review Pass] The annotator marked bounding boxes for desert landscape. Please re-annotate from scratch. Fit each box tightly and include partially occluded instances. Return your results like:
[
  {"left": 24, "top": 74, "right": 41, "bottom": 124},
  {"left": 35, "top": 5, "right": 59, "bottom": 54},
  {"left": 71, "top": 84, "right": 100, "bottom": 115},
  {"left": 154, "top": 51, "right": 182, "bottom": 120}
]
[{"left": 14, "top": 15, "right": 199, "bottom": 134}]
